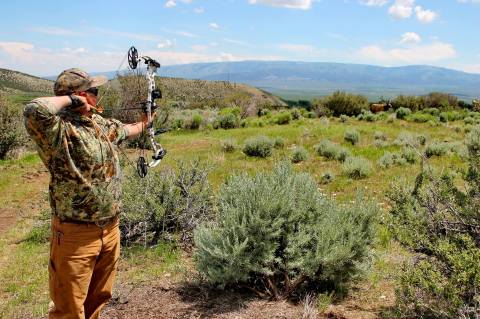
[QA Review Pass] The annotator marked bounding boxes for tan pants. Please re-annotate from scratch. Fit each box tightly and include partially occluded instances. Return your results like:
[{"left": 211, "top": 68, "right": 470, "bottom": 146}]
[{"left": 49, "top": 216, "right": 120, "bottom": 319}]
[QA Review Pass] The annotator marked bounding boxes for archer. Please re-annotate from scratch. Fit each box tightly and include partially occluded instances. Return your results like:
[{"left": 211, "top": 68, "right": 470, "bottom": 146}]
[{"left": 23, "top": 66, "right": 153, "bottom": 318}]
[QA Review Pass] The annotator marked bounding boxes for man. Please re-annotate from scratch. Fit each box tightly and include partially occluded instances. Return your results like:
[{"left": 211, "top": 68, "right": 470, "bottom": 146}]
[{"left": 24, "top": 68, "right": 148, "bottom": 319}]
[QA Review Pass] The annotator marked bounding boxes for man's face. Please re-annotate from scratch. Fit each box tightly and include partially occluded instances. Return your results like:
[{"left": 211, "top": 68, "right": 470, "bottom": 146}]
[{"left": 85, "top": 87, "right": 98, "bottom": 107}]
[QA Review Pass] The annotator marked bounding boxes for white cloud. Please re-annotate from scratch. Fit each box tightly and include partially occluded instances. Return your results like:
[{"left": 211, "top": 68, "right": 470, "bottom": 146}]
[
  {"left": 223, "top": 38, "right": 251, "bottom": 47},
  {"left": 90, "top": 27, "right": 165, "bottom": 42},
  {"left": 359, "top": 0, "right": 388, "bottom": 7},
  {"left": 209, "top": 23, "right": 219, "bottom": 29},
  {"left": 415, "top": 6, "right": 437, "bottom": 23},
  {"left": 278, "top": 43, "right": 316, "bottom": 53},
  {"left": 157, "top": 39, "right": 175, "bottom": 49},
  {"left": 28, "top": 27, "right": 85, "bottom": 37},
  {"left": 165, "top": 0, "right": 176, "bottom": 8},
  {"left": 194, "top": 7, "right": 205, "bottom": 13},
  {"left": 248, "top": 0, "right": 313, "bottom": 10},
  {"left": 0, "top": 42, "right": 283, "bottom": 76},
  {"left": 457, "top": 0, "right": 480, "bottom": 3},
  {"left": 400, "top": 32, "right": 421, "bottom": 44},
  {"left": 357, "top": 41, "right": 456, "bottom": 64},
  {"left": 388, "top": 0, "right": 414, "bottom": 19}
]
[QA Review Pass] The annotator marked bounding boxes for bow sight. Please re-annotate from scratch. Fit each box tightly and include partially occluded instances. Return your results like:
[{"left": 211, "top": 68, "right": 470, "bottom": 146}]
[{"left": 127, "top": 46, "right": 167, "bottom": 178}]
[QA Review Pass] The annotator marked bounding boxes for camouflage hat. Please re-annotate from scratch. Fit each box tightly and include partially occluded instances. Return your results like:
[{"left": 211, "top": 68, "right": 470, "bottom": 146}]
[{"left": 54, "top": 68, "right": 108, "bottom": 96}]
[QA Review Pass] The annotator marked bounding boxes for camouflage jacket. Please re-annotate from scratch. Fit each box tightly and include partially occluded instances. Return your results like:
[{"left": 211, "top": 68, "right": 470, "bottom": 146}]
[{"left": 24, "top": 99, "right": 128, "bottom": 222}]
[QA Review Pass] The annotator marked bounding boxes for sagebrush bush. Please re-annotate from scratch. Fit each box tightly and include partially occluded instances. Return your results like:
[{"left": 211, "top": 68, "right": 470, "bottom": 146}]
[
  {"left": 217, "top": 113, "right": 240, "bottom": 129},
  {"left": 394, "top": 131, "right": 420, "bottom": 148},
  {"left": 291, "top": 146, "right": 308, "bottom": 163},
  {"left": 396, "top": 107, "right": 412, "bottom": 119},
  {"left": 406, "top": 112, "right": 437, "bottom": 123},
  {"left": 3, "top": 94, "right": 28, "bottom": 159},
  {"left": 387, "top": 127, "right": 480, "bottom": 318},
  {"left": 342, "top": 156, "right": 372, "bottom": 179},
  {"left": 425, "top": 142, "right": 449, "bottom": 158},
  {"left": 378, "top": 152, "right": 395, "bottom": 169},
  {"left": 344, "top": 129, "right": 360, "bottom": 145},
  {"left": 374, "top": 131, "right": 387, "bottom": 141},
  {"left": 121, "top": 160, "right": 214, "bottom": 246},
  {"left": 439, "top": 111, "right": 464, "bottom": 123},
  {"left": 274, "top": 137, "right": 285, "bottom": 149},
  {"left": 273, "top": 111, "right": 292, "bottom": 125},
  {"left": 243, "top": 135, "right": 274, "bottom": 158},
  {"left": 221, "top": 139, "right": 237, "bottom": 153},
  {"left": 340, "top": 114, "right": 349, "bottom": 122},
  {"left": 194, "top": 163, "right": 377, "bottom": 299},
  {"left": 314, "top": 140, "right": 351, "bottom": 162},
  {"left": 185, "top": 113, "right": 203, "bottom": 129},
  {"left": 320, "top": 171, "right": 335, "bottom": 184},
  {"left": 401, "top": 147, "right": 419, "bottom": 164}
]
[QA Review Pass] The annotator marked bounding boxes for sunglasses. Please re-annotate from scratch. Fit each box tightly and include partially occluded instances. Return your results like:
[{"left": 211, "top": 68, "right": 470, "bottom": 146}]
[{"left": 86, "top": 87, "right": 99, "bottom": 96}]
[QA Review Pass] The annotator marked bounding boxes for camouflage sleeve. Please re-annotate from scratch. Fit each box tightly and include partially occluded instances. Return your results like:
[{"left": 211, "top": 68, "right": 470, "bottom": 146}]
[
  {"left": 103, "top": 117, "right": 128, "bottom": 146},
  {"left": 23, "top": 99, "right": 62, "bottom": 153}
]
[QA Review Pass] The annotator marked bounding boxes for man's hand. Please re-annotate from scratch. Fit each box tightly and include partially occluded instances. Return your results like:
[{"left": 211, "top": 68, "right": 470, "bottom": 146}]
[{"left": 70, "top": 95, "right": 93, "bottom": 115}]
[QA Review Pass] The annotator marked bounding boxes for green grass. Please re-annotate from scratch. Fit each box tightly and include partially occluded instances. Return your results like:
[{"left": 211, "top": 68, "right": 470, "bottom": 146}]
[{"left": 0, "top": 115, "right": 470, "bottom": 317}]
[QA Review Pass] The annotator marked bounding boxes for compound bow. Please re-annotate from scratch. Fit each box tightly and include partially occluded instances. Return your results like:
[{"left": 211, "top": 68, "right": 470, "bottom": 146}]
[{"left": 126, "top": 46, "right": 167, "bottom": 178}]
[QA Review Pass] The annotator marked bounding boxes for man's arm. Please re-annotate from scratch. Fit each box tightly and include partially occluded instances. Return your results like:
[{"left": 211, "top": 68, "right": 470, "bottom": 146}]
[{"left": 123, "top": 113, "right": 154, "bottom": 140}]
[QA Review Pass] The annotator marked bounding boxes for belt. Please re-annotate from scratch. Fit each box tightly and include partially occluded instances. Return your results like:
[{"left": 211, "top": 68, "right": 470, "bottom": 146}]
[{"left": 56, "top": 215, "right": 118, "bottom": 227}]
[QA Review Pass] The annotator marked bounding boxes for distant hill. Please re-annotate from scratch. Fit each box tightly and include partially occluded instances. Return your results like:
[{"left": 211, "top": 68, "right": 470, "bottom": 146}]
[
  {"left": 0, "top": 68, "right": 53, "bottom": 95},
  {"left": 157, "top": 61, "right": 480, "bottom": 101},
  {"left": 1, "top": 68, "right": 285, "bottom": 109}
]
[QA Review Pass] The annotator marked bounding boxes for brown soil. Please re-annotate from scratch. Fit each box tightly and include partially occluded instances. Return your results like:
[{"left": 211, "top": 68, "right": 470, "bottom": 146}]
[{"left": 100, "top": 275, "right": 396, "bottom": 319}]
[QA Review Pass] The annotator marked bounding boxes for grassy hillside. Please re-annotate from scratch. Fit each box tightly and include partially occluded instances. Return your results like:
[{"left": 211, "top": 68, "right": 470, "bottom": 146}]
[
  {"left": 158, "top": 76, "right": 286, "bottom": 108},
  {"left": 0, "top": 68, "right": 53, "bottom": 96}
]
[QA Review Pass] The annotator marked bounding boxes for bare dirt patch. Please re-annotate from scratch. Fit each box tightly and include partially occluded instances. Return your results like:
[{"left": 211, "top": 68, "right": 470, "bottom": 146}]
[{"left": 101, "top": 281, "right": 304, "bottom": 319}]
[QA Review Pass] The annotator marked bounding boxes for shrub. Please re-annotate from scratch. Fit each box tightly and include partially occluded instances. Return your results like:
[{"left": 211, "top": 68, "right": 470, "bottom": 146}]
[
  {"left": 291, "top": 146, "right": 308, "bottom": 163},
  {"left": 1, "top": 94, "right": 28, "bottom": 159},
  {"left": 322, "top": 91, "right": 369, "bottom": 116},
  {"left": 221, "top": 139, "right": 237, "bottom": 153},
  {"left": 357, "top": 110, "right": 377, "bottom": 122},
  {"left": 273, "top": 137, "right": 285, "bottom": 149},
  {"left": 387, "top": 128, "right": 480, "bottom": 318},
  {"left": 406, "top": 113, "right": 437, "bottom": 123},
  {"left": 342, "top": 156, "right": 372, "bottom": 179},
  {"left": 464, "top": 117, "right": 476, "bottom": 125},
  {"left": 319, "top": 172, "right": 335, "bottom": 184},
  {"left": 401, "top": 147, "right": 418, "bottom": 164},
  {"left": 344, "top": 129, "right": 360, "bottom": 145},
  {"left": 425, "top": 142, "right": 449, "bottom": 158},
  {"left": 396, "top": 107, "right": 412, "bottom": 120},
  {"left": 218, "top": 113, "right": 240, "bottom": 129},
  {"left": 423, "top": 107, "right": 440, "bottom": 116},
  {"left": 439, "top": 111, "right": 464, "bottom": 122},
  {"left": 273, "top": 111, "right": 292, "bottom": 125},
  {"left": 194, "top": 163, "right": 377, "bottom": 299},
  {"left": 391, "top": 95, "right": 424, "bottom": 111},
  {"left": 243, "top": 136, "right": 274, "bottom": 158},
  {"left": 378, "top": 152, "right": 394, "bottom": 169},
  {"left": 340, "top": 114, "right": 349, "bottom": 122},
  {"left": 374, "top": 131, "right": 387, "bottom": 141},
  {"left": 394, "top": 131, "right": 419, "bottom": 148},
  {"left": 121, "top": 160, "right": 214, "bottom": 246},
  {"left": 290, "top": 108, "right": 301, "bottom": 120},
  {"left": 314, "top": 140, "right": 351, "bottom": 162},
  {"left": 185, "top": 113, "right": 203, "bottom": 130},
  {"left": 424, "top": 92, "right": 458, "bottom": 110},
  {"left": 306, "top": 111, "right": 316, "bottom": 118},
  {"left": 417, "top": 134, "right": 428, "bottom": 146}
]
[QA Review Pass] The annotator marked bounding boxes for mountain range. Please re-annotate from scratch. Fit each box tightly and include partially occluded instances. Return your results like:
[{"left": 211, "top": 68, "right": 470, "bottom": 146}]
[{"left": 158, "top": 61, "right": 480, "bottom": 101}]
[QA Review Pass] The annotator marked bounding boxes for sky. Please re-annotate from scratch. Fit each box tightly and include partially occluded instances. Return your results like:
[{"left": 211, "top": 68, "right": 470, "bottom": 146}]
[{"left": 0, "top": 0, "right": 479, "bottom": 76}]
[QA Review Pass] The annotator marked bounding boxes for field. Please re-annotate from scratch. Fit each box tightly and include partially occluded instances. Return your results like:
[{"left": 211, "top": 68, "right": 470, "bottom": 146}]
[{"left": 0, "top": 111, "right": 468, "bottom": 318}]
